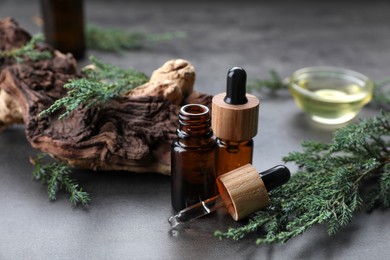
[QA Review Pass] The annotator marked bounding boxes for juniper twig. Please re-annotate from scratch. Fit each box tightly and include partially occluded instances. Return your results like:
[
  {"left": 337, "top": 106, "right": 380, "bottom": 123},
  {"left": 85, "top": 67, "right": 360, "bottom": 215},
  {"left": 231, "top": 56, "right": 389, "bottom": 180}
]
[
  {"left": 215, "top": 111, "right": 390, "bottom": 244},
  {"left": 0, "top": 33, "right": 52, "bottom": 63},
  {"left": 86, "top": 24, "right": 186, "bottom": 53},
  {"left": 30, "top": 153, "right": 90, "bottom": 206},
  {"left": 39, "top": 56, "right": 149, "bottom": 119}
]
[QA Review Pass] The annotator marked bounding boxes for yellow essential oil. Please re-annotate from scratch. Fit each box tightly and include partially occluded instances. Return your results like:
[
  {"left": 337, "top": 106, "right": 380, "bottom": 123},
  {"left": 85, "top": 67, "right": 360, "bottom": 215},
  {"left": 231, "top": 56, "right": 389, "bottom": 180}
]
[{"left": 289, "top": 67, "right": 373, "bottom": 125}]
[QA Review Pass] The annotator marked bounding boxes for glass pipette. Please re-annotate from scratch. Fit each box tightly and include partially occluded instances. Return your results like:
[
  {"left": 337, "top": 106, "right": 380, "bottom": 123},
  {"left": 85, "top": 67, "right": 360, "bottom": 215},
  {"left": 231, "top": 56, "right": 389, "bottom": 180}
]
[
  {"left": 168, "top": 165, "right": 290, "bottom": 227},
  {"left": 168, "top": 195, "right": 226, "bottom": 228}
]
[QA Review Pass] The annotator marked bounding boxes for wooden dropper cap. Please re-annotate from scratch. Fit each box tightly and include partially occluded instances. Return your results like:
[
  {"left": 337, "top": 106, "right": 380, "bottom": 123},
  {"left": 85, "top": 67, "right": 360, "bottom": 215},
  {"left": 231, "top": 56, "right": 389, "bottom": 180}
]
[
  {"left": 216, "top": 164, "right": 290, "bottom": 221},
  {"left": 212, "top": 67, "right": 260, "bottom": 141}
]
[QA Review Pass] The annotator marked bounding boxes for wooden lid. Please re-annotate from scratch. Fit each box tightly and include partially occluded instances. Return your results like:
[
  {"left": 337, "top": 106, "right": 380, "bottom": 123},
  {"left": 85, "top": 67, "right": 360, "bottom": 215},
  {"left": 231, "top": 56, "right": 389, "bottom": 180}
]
[
  {"left": 212, "top": 93, "right": 259, "bottom": 141},
  {"left": 216, "top": 164, "right": 270, "bottom": 221}
]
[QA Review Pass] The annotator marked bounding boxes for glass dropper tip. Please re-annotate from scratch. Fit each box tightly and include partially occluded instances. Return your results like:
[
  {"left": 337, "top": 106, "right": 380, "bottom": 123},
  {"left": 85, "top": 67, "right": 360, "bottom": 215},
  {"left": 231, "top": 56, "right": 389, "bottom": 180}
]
[
  {"left": 168, "top": 215, "right": 182, "bottom": 228},
  {"left": 168, "top": 195, "right": 224, "bottom": 228}
]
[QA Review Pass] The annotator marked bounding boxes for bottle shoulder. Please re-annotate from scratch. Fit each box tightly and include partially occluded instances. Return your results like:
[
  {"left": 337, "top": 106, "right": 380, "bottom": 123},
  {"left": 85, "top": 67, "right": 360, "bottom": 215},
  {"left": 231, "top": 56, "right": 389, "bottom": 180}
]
[
  {"left": 215, "top": 138, "right": 253, "bottom": 147},
  {"left": 172, "top": 138, "right": 217, "bottom": 151}
]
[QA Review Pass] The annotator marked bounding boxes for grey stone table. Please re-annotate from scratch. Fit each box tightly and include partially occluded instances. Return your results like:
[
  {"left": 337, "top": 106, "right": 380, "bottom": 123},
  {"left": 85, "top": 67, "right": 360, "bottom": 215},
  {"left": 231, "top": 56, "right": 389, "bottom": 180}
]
[{"left": 1, "top": 1, "right": 389, "bottom": 259}]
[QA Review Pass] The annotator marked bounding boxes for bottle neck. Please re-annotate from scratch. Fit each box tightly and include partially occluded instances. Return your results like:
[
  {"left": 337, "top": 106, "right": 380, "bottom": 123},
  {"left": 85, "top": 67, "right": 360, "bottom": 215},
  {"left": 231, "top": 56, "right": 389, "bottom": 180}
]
[{"left": 177, "top": 104, "right": 213, "bottom": 147}]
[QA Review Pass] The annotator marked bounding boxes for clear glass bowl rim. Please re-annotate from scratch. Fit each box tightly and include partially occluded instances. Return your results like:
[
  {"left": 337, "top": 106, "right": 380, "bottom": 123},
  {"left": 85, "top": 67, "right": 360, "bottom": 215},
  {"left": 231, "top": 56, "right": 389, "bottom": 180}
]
[{"left": 288, "top": 66, "right": 373, "bottom": 102}]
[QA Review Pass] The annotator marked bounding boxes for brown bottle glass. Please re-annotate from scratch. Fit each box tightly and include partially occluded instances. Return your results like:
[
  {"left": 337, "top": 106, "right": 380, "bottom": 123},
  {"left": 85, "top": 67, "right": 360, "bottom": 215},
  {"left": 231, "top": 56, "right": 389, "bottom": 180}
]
[
  {"left": 171, "top": 104, "right": 217, "bottom": 212},
  {"left": 41, "top": 0, "right": 85, "bottom": 59},
  {"left": 212, "top": 67, "right": 259, "bottom": 177},
  {"left": 215, "top": 139, "right": 253, "bottom": 176}
]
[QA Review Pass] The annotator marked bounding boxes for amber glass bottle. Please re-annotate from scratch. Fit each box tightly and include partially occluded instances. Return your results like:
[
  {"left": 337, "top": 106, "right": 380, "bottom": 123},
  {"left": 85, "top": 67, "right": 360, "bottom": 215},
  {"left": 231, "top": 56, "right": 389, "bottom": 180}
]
[
  {"left": 171, "top": 104, "right": 218, "bottom": 212},
  {"left": 212, "top": 67, "right": 260, "bottom": 176},
  {"left": 41, "top": 0, "right": 85, "bottom": 59}
]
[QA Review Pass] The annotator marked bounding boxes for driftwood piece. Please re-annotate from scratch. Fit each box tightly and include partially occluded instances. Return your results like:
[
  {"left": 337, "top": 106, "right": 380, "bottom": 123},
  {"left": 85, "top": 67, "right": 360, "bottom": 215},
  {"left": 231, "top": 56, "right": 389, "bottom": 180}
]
[
  {"left": 0, "top": 18, "right": 211, "bottom": 175},
  {"left": 126, "top": 59, "right": 195, "bottom": 105},
  {"left": 0, "top": 17, "right": 32, "bottom": 130}
]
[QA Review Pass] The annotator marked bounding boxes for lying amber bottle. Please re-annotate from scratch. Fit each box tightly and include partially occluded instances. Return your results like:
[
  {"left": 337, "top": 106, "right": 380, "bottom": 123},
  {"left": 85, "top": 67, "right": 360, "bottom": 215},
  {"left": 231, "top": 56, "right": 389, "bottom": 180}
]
[
  {"left": 171, "top": 104, "right": 218, "bottom": 212},
  {"left": 212, "top": 67, "right": 260, "bottom": 176}
]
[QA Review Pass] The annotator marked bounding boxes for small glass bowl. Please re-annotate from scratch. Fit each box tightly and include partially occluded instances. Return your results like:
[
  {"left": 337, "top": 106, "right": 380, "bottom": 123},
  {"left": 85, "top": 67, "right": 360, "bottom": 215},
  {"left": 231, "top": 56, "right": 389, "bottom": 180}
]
[{"left": 288, "top": 66, "right": 373, "bottom": 125}]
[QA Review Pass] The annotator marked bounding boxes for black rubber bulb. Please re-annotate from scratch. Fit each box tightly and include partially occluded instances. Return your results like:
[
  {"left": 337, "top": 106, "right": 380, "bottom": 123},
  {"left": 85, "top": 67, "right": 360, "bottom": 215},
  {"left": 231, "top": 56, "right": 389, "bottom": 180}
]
[
  {"left": 260, "top": 165, "right": 290, "bottom": 192},
  {"left": 224, "top": 67, "right": 248, "bottom": 105}
]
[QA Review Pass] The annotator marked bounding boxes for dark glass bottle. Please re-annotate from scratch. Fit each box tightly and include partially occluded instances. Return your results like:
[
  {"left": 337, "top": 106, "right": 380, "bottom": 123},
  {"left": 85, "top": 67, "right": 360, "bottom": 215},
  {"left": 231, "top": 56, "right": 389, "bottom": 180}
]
[
  {"left": 40, "top": 0, "right": 85, "bottom": 59},
  {"left": 171, "top": 104, "right": 218, "bottom": 212},
  {"left": 212, "top": 67, "right": 260, "bottom": 176}
]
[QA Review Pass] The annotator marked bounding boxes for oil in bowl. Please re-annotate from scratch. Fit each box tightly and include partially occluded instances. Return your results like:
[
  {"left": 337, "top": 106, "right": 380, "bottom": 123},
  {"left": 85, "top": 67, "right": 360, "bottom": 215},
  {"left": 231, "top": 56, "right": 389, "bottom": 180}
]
[{"left": 288, "top": 67, "right": 373, "bottom": 125}]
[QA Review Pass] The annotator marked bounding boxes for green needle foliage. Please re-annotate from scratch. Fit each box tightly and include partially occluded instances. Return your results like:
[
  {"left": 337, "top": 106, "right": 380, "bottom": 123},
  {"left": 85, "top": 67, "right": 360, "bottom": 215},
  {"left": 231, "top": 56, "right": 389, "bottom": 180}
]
[
  {"left": 215, "top": 111, "right": 390, "bottom": 244},
  {"left": 0, "top": 33, "right": 52, "bottom": 63},
  {"left": 247, "top": 70, "right": 287, "bottom": 94},
  {"left": 31, "top": 154, "right": 90, "bottom": 206},
  {"left": 86, "top": 24, "right": 186, "bottom": 53},
  {"left": 373, "top": 79, "right": 390, "bottom": 108},
  {"left": 39, "top": 56, "right": 149, "bottom": 119}
]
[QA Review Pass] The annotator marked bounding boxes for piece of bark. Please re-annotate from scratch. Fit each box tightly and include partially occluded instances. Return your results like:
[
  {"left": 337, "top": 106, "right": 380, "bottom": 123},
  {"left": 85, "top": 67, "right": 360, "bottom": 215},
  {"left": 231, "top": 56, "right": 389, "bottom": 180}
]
[
  {"left": 125, "top": 59, "right": 195, "bottom": 105},
  {"left": 0, "top": 18, "right": 212, "bottom": 175},
  {"left": 0, "top": 17, "right": 31, "bottom": 52},
  {"left": 0, "top": 89, "right": 24, "bottom": 131},
  {"left": 0, "top": 17, "right": 33, "bottom": 129}
]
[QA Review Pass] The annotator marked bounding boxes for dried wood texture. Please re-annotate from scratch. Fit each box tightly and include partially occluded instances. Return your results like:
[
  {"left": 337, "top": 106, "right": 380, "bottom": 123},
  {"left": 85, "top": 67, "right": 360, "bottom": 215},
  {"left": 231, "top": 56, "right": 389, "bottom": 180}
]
[
  {"left": 0, "top": 18, "right": 210, "bottom": 175},
  {"left": 126, "top": 59, "right": 195, "bottom": 105},
  {"left": 0, "top": 17, "right": 32, "bottom": 130},
  {"left": 217, "top": 164, "right": 270, "bottom": 221}
]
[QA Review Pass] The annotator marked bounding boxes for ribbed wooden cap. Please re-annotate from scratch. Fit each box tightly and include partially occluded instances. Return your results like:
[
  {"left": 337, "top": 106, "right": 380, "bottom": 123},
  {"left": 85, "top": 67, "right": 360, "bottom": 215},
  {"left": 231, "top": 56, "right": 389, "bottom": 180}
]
[
  {"left": 216, "top": 164, "right": 270, "bottom": 221},
  {"left": 212, "top": 93, "right": 259, "bottom": 141}
]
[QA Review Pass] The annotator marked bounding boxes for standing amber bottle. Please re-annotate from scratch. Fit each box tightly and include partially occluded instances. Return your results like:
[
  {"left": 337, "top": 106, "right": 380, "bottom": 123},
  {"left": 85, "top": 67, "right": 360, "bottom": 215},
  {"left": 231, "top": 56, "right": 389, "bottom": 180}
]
[
  {"left": 41, "top": 0, "right": 85, "bottom": 59},
  {"left": 171, "top": 104, "right": 218, "bottom": 212},
  {"left": 212, "top": 67, "right": 260, "bottom": 176}
]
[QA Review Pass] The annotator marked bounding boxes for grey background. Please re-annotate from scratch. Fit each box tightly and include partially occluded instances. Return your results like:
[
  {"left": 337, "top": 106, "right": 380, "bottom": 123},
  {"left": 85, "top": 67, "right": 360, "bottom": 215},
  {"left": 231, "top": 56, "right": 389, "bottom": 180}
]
[{"left": 0, "top": 0, "right": 389, "bottom": 259}]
